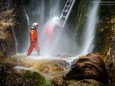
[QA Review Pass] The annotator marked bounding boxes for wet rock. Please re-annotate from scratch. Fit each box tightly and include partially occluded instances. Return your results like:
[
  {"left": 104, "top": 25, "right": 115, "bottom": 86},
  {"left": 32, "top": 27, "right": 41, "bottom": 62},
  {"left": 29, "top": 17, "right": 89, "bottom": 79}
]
[
  {"left": 51, "top": 53, "right": 109, "bottom": 86},
  {"left": 51, "top": 76, "right": 66, "bottom": 86},
  {"left": 0, "top": 9, "right": 17, "bottom": 57},
  {"left": 63, "top": 53, "right": 108, "bottom": 84},
  {"left": 94, "top": 1, "right": 115, "bottom": 57},
  {"left": 0, "top": 63, "right": 50, "bottom": 86},
  {"left": 52, "top": 76, "right": 103, "bottom": 86},
  {"left": 108, "top": 65, "right": 115, "bottom": 86},
  {"left": 0, "top": 1, "right": 28, "bottom": 57},
  {"left": 108, "top": 33, "right": 115, "bottom": 86},
  {"left": 38, "top": 59, "right": 69, "bottom": 73},
  {"left": 8, "top": 56, "right": 69, "bottom": 73}
]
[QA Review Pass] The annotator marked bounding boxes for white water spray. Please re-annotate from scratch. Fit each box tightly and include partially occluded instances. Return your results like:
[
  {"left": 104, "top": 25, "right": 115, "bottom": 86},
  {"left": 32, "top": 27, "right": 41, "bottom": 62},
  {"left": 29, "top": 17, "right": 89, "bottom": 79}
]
[
  {"left": 24, "top": 6, "right": 30, "bottom": 27},
  {"left": 11, "top": 27, "right": 18, "bottom": 53},
  {"left": 20, "top": 0, "right": 100, "bottom": 60},
  {"left": 25, "top": 13, "right": 30, "bottom": 27},
  {"left": 41, "top": 0, "right": 45, "bottom": 23},
  {"left": 49, "top": 0, "right": 60, "bottom": 18},
  {"left": 80, "top": 0, "right": 100, "bottom": 55}
]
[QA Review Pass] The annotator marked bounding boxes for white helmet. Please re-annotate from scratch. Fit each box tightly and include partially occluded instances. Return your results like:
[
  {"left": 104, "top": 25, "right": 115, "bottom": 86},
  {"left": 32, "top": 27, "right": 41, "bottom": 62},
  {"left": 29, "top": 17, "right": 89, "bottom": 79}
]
[{"left": 32, "top": 23, "right": 39, "bottom": 27}]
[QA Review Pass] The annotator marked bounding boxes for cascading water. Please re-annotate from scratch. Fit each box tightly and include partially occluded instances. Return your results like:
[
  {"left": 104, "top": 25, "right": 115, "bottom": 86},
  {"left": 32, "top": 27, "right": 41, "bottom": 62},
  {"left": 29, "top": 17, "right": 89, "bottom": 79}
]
[
  {"left": 25, "top": 0, "right": 68, "bottom": 54},
  {"left": 11, "top": 27, "right": 18, "bottom": 53},
  {"left": 79, "top": 0, "right": 100, "bottom": 55},
  {"left": 13, "top": 0, "right": 101, "bottom": 71},
  {"left": 65, "top": 0, "right": 100, "bottom": 63},
  {"left": 24, "top": 8, "right": 30, "bottom": 27},
  {"left": 21, "top": 0, "right": 100, "bottom": 60}
]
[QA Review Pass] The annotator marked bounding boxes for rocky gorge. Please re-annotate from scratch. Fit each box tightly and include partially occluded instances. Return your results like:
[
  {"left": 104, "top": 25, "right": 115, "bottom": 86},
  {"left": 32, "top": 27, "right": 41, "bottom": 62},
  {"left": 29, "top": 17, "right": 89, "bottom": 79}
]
[{"left": 0, "top": 0, "right": 115, "bottom": 86}]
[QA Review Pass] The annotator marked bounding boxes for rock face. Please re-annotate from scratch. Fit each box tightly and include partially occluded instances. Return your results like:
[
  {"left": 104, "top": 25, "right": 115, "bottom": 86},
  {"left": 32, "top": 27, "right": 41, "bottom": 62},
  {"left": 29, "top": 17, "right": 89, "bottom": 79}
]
[
  {"left": 51, "top": 53, "right": 109, "bottom": 86},
  {"left": 0, "top": 9, "right": 17, "bottom": 57},
  {"left": 94, "top": 0, "right": 114, "bottom": 57},
  {"left": 14, "top": 2, "right": 28, "bottom": 53},
  {"left": 0, "top": 0, "right": 28, "bottom": 57},
  {"left": 109, "top": 21, "right": 115, "bottom": 86}
]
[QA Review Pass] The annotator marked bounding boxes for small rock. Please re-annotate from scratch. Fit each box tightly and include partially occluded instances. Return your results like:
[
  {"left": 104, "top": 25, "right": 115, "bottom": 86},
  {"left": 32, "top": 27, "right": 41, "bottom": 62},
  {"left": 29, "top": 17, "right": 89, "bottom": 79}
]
[{"left": 38, "top": 59, "right": 69, "bottom": 73}]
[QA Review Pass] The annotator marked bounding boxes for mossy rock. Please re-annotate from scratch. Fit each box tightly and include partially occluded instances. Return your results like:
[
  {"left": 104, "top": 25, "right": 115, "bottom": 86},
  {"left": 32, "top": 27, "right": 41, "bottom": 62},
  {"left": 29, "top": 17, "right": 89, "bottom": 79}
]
[
  {"left": 24, "top": 71, "right": 51, "bottom": 86},
  {"left": 0, "top": 63, "right": 51, "bottom": 86}
]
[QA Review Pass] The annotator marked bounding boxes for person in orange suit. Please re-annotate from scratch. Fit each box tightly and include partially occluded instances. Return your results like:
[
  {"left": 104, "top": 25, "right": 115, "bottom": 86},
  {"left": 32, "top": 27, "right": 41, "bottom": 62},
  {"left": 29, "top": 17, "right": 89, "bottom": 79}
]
[
  {"left": 27, "top": 23, "right": 40, "bottom": 56},
  {"left": 44, "top": 17, "right": 63, "bottom": 54},
  {"left": 44, "top": 24, "right": 55, "bottom": 47}
]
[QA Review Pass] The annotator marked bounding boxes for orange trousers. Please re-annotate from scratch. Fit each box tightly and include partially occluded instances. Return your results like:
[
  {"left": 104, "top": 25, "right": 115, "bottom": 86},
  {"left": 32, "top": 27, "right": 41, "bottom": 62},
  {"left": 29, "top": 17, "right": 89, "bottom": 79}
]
[{"left": 27, "top": 41, "right": 40, "bottom": 56}]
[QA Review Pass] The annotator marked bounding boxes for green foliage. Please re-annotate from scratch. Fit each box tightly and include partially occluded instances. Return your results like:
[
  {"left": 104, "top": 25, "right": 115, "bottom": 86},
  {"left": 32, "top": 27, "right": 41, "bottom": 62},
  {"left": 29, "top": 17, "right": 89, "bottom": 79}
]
[{"left": 76, "top": 0, "right": 91, "bottom": 31}]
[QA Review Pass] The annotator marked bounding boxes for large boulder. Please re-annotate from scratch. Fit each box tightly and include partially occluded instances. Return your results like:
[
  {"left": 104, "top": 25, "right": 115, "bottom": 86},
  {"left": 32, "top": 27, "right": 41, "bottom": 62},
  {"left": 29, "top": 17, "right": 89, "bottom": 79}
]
[
  {"left": 63, "top": 53, "right": 108, "bottom": 84},
  {"left": 51, "top": 53, "right": 109, "bottom": 86}
]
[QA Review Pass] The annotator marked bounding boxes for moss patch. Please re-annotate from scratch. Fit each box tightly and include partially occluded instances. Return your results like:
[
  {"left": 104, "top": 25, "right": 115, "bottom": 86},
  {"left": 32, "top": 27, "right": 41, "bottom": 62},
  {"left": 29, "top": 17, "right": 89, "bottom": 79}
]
[{"left": 25, "top": 71, "right": 51, "bottom": 86}]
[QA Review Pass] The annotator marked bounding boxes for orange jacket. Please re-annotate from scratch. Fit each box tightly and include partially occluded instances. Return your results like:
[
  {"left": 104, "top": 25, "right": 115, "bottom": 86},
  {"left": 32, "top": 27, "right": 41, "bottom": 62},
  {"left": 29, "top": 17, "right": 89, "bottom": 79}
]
[{"left": 30, "top": 28, "right": 37, "bottom": 42}]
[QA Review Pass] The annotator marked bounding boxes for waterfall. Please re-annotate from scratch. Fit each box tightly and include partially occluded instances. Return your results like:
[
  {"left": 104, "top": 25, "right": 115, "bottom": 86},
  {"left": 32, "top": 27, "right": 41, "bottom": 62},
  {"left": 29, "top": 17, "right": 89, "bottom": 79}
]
[
  {"left": 25, "top": 12, "right": 30, "bottom": 27},
  {"left": 49, "top": 0, "right": 60, "bottom": 17},
  {"left": 23, "top": 6, "right": 30, "bottom": 28},
  {"left": 11, "top": 27, "right": 18, "bottom": 53},
  {"left": 23, "top": 0, "right": 99, "bottom": 57},
  {"left": 24, "top": 0, "right": 66, "bottom": 55},
  {"left": 41, "top": 0, "right": 45, "bottom": 24},
  {"left": 80, "top": 0, "right": 100, "bottom": 55}
]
